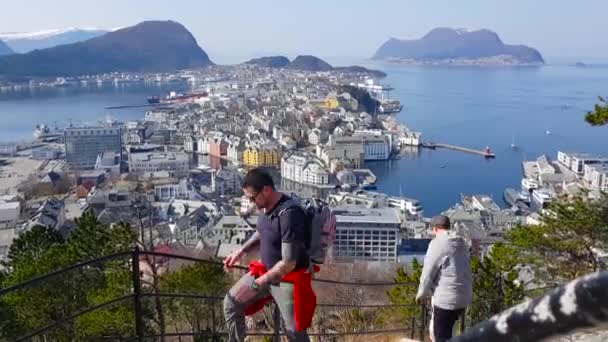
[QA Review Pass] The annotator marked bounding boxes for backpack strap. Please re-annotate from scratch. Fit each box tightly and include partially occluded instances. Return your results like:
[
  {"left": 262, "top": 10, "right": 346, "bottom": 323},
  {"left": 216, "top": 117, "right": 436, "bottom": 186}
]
[{"left": 272, "top": 198, "right": 312, "bottom": 267}]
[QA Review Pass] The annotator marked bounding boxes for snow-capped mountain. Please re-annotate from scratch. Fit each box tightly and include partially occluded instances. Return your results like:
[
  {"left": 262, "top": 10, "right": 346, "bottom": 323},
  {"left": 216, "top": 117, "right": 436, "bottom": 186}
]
[
  {"left": 0, "top": 27, "right": 111, "bottom": 53},
  {"left": 0, "top": 40, "right": 13, "bottom": 56}
]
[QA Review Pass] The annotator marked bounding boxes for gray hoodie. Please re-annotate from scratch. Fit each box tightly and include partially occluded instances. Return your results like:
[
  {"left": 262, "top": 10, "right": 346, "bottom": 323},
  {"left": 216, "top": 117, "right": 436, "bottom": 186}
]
[{"left": 416, "top": 231, "right": 473, "bottom": 310}]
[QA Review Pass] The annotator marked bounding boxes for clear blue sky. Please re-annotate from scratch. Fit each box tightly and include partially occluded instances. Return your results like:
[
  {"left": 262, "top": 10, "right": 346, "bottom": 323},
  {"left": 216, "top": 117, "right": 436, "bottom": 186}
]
[{"left": 2, "top": 0, "right": 606, "bottom": 63}]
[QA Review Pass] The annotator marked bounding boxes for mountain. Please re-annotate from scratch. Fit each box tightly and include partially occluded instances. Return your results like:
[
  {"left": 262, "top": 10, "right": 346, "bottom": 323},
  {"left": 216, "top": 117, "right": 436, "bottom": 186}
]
[
  {"left": 244, "top": 55, "right": 386, "bottom": 77},
  {"left": 245, "top": 56, "right": 290, "bottom": 68},
  {"left": 0, "top": 40, "right": 13, "bottom": 56},
  {"left": 0, "top": 21, "right": 213, "bottom": 77},
  {"left": 373, "top": 28, "right": 544, "bottom": 65},
  {"left": 286, "top": 55, "right": 333, "bottom": 71},
  {"left": 0, "top": 28, "right": 109, "bottom": 53}
]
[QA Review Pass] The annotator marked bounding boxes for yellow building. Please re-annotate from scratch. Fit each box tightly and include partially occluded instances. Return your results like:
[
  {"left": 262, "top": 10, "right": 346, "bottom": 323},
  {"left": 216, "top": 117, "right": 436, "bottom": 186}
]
[
  {"left": 321, "top": 96, "right": 340, "bottom": 109},
  {"left": 243, "top": 145, "right": 282, "bottom": 168},
  {"left": 310, "top": 96, "right": 340, "bottom": 110}
]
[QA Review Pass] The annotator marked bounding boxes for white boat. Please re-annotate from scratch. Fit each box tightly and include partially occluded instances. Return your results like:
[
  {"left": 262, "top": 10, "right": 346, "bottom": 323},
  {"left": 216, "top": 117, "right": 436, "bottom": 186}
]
[
  {"left": 546, "top": 130, "right": 552, "bottom": 135},
  {"left": 34, "top": 123, "right": 63, "bottom": 140}
]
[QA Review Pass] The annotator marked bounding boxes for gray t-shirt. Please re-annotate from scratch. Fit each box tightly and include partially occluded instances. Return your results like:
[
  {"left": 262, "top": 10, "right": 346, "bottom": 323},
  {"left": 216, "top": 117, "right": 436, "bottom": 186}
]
[{"left": 256, "top": 195, "right": 310, "bottom": 270}]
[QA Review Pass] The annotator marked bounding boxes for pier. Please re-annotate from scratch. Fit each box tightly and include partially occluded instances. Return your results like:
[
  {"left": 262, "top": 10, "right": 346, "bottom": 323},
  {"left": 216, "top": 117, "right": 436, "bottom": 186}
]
[{"left": 421, "top": 142, "right": 495, "bottom": 158}]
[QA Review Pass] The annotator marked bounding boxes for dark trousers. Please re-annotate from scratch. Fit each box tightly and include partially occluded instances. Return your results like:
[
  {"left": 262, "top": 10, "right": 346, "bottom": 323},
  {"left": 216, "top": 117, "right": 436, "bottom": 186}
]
[{"left": 430, "top": 306, "right": 465, "bottom": 342}]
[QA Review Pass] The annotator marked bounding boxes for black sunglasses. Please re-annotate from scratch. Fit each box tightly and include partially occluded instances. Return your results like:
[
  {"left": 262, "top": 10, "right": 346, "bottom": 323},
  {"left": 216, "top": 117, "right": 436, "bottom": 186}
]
[{"left": 246, "top": 192, "right": 261, "bottom": 202}]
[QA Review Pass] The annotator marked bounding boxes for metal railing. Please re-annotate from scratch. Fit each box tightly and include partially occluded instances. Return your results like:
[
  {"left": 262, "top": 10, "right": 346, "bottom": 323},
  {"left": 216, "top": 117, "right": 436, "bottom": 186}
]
[
  {"left": 4, "top": 248, "right": 604, "bottom": 341},
  {"left": 0, "top": 247, "right": 428, "bottom": 342}
]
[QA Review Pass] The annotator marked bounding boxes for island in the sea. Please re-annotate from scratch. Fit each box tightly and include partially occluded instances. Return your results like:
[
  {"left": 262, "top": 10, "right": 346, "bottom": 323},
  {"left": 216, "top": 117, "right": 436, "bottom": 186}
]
[{"left": 373, "top": 27, "right": 544, "bottom": 66}]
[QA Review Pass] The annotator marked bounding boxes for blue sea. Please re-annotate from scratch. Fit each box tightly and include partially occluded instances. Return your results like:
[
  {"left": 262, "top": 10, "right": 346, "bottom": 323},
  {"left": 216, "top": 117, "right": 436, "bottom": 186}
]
[{"left": 1, "top": 62, "right": 607, "bottom": 215}]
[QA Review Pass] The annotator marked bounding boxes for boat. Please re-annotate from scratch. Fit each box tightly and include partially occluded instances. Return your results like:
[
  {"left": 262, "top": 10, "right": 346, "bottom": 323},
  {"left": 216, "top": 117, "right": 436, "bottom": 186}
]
[
  {"left": 34, "top": 123, "right": 64, "bottom": 140},
  {"left": 378, "top": 99, "right": 404, "bottom": 114},
  {"left": 510, "top": 134, "right": 517, "bottom": 149},
  {"left": 546, "top": 130, "right": 552, "bottom": 135},
  {"left": 440, "top": 163, "right": 447, "bottom": 168},
  {"left": 147, "top": 96, "right": 161, "bottom": 104},
  {"left": 147, "top": 91, "right": 209, "bottom": 105},
  {"left": 355, "top": 79, "right": 403, "bottom": 115},
  {"left": 483, "top": 146, "right": 496, "bottom": 158}
]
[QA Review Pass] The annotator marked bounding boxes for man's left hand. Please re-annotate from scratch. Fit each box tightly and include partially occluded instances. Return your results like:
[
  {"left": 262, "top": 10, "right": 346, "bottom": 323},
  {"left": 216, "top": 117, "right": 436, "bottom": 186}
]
[{"left": 415, "top": 295, "right": 429, "bottom": 305}]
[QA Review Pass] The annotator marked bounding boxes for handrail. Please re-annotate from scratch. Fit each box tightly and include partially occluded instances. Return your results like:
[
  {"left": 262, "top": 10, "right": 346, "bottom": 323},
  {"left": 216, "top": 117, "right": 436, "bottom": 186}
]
[
  {"left": 0, "top": 251, "right": 131, "bottom": 297},
  {"left": 141, "top": 250, "right": 419, "bottom": 286},
  {"left": 452, "top": 271, "right": 608, "bottom": 342}
]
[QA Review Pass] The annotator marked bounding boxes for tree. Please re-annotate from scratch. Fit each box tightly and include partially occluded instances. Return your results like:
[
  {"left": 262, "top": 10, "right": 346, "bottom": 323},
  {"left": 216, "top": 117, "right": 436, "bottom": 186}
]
[
  {"left": 4, "top": 225, "right": 63, "bottom": 269},
  {"left": 0, "top": 211, "right": 138, "bottom": 341},
  {"left": 160, "top": 262, "right": 228, "bottom": 340},
  {"left": 467, "top": 243, "right": 525, "bottom": 325},
  {"left": 506, "top": 194, "right": 608, "bottom": 285},
  {"left": 586, "top": 96, "right": 608, "bottom": 126},
  {"left": 386, "top": 258, "right": 423, "bottom": 331}
]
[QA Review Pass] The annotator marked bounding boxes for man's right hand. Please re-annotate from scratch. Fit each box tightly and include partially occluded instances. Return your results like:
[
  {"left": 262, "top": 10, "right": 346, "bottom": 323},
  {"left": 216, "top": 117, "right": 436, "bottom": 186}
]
[{"left": 223, "top": 250, "right": 243, "bottom": 269}]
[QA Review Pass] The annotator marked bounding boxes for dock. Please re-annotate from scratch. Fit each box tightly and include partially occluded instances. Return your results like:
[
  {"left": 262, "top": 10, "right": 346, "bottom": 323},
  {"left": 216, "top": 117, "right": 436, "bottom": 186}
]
[{"left": 421, "top": 142, "right": 495, "bottom": 158}]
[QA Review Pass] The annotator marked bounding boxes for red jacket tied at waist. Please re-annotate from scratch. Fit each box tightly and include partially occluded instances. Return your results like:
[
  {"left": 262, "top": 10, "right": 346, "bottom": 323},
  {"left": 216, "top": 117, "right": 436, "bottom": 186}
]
[{"left": 245, "top": 261, "right": 319, "bottom": 332}]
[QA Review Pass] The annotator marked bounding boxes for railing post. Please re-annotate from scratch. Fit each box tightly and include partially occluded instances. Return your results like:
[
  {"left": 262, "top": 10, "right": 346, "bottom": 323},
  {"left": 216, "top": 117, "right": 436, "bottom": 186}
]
[
  {"left": 272, "top": 302, "right": 281, "bottom": 342},
  {"left": 458, "top": 309, "right": 466, "bottom": 335},
  {"left": 419, "top": 305, "right": 427, "bottom": 341},
  {"left": 210, "top": 298, "right": 217, "bottom": 340},
  {"left": 132, "top": 246, "right": 145, "bottom": 342},
  {"left": 410, "top": 315, "right": 416, "bottom": 339}
]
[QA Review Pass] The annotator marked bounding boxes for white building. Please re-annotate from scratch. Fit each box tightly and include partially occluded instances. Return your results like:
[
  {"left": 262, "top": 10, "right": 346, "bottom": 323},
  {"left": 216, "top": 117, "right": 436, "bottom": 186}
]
[
  {"left": 308, "top": 128, "right": 328, "bottom": 145},
  {"left": 336, "top": 169, "right": 357, "bottom": 186},
  {"left": 362, "top": 135, "right": 391, "bottom": 160},
  {"left": 0, "top": 144, "right": 17, "bottom": 156},
  {"left": 317, "top": 141, "right": 364, "bottom": 170},
  {"left": 129, "top": 152, "right": 189, "bottom": 177},
  {"left": 273, "top": 126, "right": 285, "bottom": 140},
  {"left": 184, "top": 135, "right": 197, "bottom": 153},
  {"left": 327, "top": 191, "right": 423, "bottom": 218},
  {"left": 227, "top": 137, "right": 246, "bottom": 164},
  {"left": 557, "top": 151, "right": 608, "bottom": 175},
  {"left": 583, "top": 163, "right": 608, "bottom": 192},
  {"left": 281, "top": 152, "right": 330, "bottom": 186},
  {"left": 95, "top": 151, "right": 121, "bottom": 177},
  {"left": 197, "top": 136, "right": 210, "bottom": 154},
  {"left": 144, "top": 111, "right": 169, "bottom": 123},
  {"left": 24, "top": 198, "right": 65, "bottom": 231},
  {"left": 279, "top": 135, "right": 296, "bottom": 150},
  {"left": 329, "top": 135, "right": 390, "bottom": 161},
  {"left": 398, "top": 131, "right": 422, "bottom": 147},
  {"left": 0, "top": 199, "right": 20, "bottom": 230},
  {"left": 333, "top": 207, "right": 401, "bottom": 262},
  {"left": 154, "top": 179, "right": 190, "bottom": 201}
]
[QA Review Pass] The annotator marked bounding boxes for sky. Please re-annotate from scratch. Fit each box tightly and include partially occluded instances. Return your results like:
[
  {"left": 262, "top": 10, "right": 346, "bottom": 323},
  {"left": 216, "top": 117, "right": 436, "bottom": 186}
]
[{"left": 1, "top": 0, "right": 607, "bottom": 64}]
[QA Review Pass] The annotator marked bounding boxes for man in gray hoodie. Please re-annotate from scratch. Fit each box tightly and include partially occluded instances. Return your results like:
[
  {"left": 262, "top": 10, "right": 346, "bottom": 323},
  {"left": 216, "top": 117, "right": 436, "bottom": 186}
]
[{"left": 416, "top": 215, "right": 472, "bottom": 342}]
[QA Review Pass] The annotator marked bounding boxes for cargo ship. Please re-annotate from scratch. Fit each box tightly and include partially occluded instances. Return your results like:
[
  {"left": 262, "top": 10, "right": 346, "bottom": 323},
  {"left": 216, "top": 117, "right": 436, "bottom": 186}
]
[{"left": 147, "top": 91, "right": 208, "bottom": 105}]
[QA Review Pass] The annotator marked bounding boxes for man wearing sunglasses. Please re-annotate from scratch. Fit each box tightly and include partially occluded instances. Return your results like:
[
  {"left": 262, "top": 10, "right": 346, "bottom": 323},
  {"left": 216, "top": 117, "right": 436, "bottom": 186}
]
[{"left": 223, "top": 168, "right": 310, "bottom": 342}]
